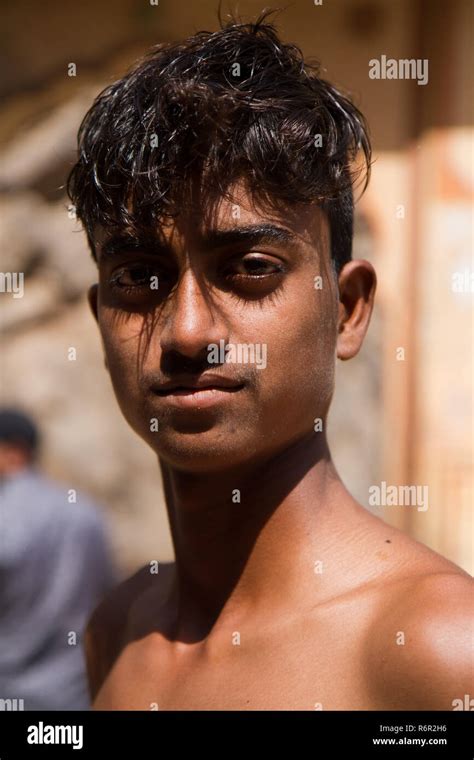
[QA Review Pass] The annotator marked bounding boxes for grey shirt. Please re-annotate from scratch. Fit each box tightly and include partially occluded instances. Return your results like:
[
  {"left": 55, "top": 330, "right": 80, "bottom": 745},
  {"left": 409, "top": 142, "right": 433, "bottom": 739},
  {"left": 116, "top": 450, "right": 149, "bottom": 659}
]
[{"left": 0, "top": 468, "right": 117, "bottom": 710}]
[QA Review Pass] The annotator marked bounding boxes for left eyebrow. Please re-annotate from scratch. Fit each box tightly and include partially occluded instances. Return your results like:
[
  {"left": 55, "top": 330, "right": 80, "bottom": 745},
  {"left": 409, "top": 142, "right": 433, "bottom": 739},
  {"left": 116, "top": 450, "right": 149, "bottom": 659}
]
[{"left": 199, "top": 224, "right": 298, "bottom": 251}]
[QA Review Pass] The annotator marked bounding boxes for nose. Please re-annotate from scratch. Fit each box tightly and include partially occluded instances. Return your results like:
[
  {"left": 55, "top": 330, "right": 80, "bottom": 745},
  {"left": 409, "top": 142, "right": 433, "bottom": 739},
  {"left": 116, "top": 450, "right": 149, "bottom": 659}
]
[{"left": 159, "top": 267, "right": 227, "bottom": 361}]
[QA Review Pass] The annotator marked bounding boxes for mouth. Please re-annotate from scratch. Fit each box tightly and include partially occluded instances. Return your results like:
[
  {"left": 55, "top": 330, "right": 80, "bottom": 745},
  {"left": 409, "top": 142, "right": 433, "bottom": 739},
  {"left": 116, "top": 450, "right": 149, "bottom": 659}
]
[
  {"left": 155, "top": 384, "right": 244, "bottom": 397},
  {"left": 152, "top": 381, "right": 245, "bottom": 409}
]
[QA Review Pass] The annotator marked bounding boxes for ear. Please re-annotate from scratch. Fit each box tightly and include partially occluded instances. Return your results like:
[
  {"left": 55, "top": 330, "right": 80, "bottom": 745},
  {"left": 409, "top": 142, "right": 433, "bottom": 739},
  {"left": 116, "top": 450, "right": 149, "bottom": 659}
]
[
  {"left": 336, "top": 260, "right": 376, "bottom": 360},
  {"left": 87, "top": 283, "right": 99, "bottom": 323},
  {"left": 87, "top": 284, "right": 108, "bottom": 371}
]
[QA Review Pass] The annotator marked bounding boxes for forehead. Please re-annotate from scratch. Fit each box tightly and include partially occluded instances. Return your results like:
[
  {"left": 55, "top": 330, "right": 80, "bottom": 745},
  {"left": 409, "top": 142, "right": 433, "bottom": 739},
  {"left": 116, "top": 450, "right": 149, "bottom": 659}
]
[{"left": 93, "top": 179, "right": 329, "bottom": 256}]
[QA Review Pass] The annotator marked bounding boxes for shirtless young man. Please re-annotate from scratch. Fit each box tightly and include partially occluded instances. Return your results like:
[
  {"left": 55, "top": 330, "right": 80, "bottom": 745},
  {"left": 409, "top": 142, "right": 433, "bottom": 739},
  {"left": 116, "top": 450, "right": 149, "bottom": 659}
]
[{"left": 68, "top": 12, "right": 473, "bottom": 710}]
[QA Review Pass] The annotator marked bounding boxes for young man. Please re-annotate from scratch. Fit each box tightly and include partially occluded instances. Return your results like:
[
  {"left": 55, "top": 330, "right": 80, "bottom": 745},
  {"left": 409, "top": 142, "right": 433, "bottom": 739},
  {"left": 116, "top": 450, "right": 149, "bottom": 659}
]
[{"left": 68, "top": 12, "right": 473, "bottom": 710}]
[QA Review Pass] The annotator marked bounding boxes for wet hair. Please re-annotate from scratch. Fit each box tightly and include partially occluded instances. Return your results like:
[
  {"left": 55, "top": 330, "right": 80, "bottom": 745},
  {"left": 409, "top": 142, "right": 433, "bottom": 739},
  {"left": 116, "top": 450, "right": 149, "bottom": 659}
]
[{"left": 67, "top": 8, "right": 371, "bottom": 273}]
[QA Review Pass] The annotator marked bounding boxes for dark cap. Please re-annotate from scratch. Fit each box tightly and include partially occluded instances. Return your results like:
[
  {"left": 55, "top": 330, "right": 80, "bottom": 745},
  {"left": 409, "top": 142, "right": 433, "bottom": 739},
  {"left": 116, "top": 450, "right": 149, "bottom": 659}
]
[{"left": 0, "top": 409, "right": 40, "bottom": 453}]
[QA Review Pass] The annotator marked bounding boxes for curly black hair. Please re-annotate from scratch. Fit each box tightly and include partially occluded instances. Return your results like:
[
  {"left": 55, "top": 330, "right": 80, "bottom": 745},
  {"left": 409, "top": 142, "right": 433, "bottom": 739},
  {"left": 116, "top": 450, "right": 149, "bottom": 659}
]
[{"left": 67, "top": 8, "right": 371, "bottom": 273}]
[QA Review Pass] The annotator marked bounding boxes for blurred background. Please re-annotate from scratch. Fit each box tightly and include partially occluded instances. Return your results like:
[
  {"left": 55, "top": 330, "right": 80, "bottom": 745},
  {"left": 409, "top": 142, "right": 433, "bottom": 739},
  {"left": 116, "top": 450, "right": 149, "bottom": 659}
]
[{"left": 1, "top": 0, "right": 472, "bottom": 581}]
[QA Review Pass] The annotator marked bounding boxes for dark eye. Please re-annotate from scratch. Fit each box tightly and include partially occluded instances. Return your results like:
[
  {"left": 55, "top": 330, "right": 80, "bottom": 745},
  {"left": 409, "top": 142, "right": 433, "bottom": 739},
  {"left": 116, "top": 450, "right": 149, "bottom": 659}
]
[
  {"left": 109, "top": 265, "right": 160, "bottom": 290},
  {"left": 226, "top": 255, "right": 284, "bottom": 279}
]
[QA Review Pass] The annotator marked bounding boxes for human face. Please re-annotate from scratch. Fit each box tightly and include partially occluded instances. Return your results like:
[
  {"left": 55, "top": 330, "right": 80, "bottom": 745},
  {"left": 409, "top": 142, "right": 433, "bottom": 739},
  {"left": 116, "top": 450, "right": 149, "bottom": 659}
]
[
  {"left": 89, "top": 181, "right": 373, "bottom": 474},
  {"left": 0, "top": 443, "right": 31, "bottom": 476}
]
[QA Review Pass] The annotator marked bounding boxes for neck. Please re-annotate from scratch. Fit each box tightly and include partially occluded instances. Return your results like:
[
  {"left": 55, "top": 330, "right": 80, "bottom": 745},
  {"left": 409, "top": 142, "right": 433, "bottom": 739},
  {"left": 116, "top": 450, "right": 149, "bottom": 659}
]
[{"left": 158, "top": 433, "right": 352, "bottom": 640}]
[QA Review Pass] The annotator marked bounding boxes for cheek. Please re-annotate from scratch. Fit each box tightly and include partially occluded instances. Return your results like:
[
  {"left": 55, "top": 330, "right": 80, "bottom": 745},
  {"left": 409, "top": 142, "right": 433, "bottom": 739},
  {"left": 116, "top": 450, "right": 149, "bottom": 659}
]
[
  {"left": 100, "top": 314, "right": 137, "bottom": 375},
  {"left": 98, "top": 311, "right": 148, "bottom": 420},
  {"left": 251, "top": 292, "right": 338, "bottom": 433}
]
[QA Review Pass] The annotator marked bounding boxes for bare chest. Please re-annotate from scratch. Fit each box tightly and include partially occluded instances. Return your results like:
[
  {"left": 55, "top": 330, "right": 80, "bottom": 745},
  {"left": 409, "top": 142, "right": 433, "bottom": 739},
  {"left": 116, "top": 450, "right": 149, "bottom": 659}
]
[{"left": 93, "top": 615, "right": 378, "bottom": 710}]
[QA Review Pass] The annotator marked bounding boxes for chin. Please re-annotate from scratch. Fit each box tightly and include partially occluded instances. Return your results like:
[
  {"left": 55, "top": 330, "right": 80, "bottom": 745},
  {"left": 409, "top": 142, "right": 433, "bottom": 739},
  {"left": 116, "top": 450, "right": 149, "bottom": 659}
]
[{"left": 148, "top": 430, "right": 256, "bottom": 474}]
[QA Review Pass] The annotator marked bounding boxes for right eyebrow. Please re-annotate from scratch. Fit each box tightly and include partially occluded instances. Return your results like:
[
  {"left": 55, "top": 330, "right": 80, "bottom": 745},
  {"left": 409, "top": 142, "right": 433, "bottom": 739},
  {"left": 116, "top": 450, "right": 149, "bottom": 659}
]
[{"left": 99, "top": 234, "right": 168, "bottom": 261}]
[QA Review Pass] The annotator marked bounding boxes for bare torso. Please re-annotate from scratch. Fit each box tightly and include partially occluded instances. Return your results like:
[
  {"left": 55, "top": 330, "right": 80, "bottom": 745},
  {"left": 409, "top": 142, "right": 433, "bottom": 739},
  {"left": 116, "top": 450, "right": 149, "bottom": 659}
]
[{"left": 86, "top": 505, "right": 473, "bottom": 711}]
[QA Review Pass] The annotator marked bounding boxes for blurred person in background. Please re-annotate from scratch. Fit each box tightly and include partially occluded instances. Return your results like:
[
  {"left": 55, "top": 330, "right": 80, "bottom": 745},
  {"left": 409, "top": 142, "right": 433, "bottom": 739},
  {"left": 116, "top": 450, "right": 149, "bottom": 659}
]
[{"left": 0, "top": 408, "right": 117, "bottom": 710}]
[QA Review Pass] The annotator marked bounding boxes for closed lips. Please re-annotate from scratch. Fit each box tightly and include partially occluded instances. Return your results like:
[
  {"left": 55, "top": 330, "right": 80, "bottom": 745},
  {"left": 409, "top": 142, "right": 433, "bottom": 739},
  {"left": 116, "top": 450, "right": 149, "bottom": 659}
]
[
  {"left": 151, "top": 374, "right": 245, "bottom": 394},
  {"left": 156, "top": 384, "right": 244, "bottom": 395}
]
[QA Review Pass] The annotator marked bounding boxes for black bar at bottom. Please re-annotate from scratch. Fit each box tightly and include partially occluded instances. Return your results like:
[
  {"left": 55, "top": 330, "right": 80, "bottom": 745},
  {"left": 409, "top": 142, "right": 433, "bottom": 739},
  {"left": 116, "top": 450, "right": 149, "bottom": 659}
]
[{"left": 0, "top": 710, "right": 472, "bottom": 757}]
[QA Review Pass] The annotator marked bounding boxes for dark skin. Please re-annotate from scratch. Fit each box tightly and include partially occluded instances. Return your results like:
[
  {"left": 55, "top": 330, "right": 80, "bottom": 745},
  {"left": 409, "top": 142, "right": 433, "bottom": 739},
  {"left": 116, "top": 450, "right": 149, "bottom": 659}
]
[
  {"left": 86, "top": 180, "right": 473, "bottom": 710},
  {"left": 0, "top": 443, "right": 32, "bottom": 477}
]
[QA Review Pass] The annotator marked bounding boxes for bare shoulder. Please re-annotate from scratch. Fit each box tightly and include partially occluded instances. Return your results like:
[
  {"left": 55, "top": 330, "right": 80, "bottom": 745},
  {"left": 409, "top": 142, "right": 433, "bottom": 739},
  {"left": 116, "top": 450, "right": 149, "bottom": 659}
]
[
  {"left": 84, "top": 561, "right": 175, "bottom": 700},
  {"left": 365, "top": 569, "right": 474, "bottom": 710}
]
